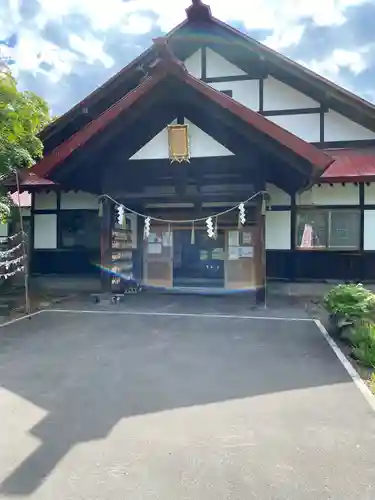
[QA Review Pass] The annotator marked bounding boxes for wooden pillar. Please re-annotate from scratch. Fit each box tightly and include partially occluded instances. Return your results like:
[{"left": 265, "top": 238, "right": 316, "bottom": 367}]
[
  {"left": 255, "top": 193, "right": 266, "bottom": 306},
  {"left": 100, "top": 197, "right": 112, "bottom": 293}
]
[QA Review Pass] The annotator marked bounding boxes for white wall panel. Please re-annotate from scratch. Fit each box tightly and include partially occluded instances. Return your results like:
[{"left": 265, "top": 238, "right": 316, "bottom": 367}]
[
  {"left": 206, "top": 48, "right": 246, "bottom": 78},
  {"left": 184, "top": 49, "right": 201, "bottom": 78},
  {"left": 268, "top": 114, "right": 321, "bottom": 143},
  {"left": 263, "top": 77, "right": 319, "bottom": 111},
  {"left": 324, "top": 111, "right": 375, "bottom": 142},
  {"left": 365, "top": 183, "right": 375, "bottom": 204},
  {"left": 60, "top": 191, "right": 98, "bottom": 210},
  {"left": 0, "top": 223, "right": 8, "bottom": 237},
  {"left": 209, "top": 80, "right": 259, "bottom": 110},
  {"left": 266, "top": 183, "right": 291, "bottom": 206},
  {"left": 186, "top": 120, "right": 233, "bottom": 157},
  {"left": 34, "top": 214, "right": 57, "bottom": 249},
  {"left": 364, "top": 211, "right": 375, "bottom": 250},
  {"left": 130, "top": 118, "right": 233, "bottom": 160},
  {"left": 34, "top": 191, "right": 57, "bottom": 210},
  {"left": 297, "top": 184, "right": 359, "bottom": 205},
  {"left": 266, "top": 211, "right": 291, "bottom": 249}
]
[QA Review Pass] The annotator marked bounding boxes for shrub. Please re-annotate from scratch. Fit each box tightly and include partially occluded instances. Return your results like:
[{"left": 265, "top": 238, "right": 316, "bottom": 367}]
[
  {"left": 350, "top": 323, "right": 375, "bottom": 368},
  {"left": 324, "top": 284, "right": 375, "bottom": 324}
]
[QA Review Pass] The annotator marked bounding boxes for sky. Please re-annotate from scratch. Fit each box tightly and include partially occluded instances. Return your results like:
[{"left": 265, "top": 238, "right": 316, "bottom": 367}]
[{"left": 1, "top": 0, "right": 375, "bottom": 116}]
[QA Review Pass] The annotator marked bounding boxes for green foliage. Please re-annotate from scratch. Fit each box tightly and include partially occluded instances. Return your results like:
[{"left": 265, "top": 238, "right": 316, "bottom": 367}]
[
  {"left": 370, "top": 372, "right": 375, "bottom": 393},
  {"left": 0, "top": 70, "right": 51, "bottom": 174},
  {"left": 350, "top": 323, "right": 375, "bottom": 368},
  {"left": 324, "top": 284, "right": 375, "bottom": 323}
]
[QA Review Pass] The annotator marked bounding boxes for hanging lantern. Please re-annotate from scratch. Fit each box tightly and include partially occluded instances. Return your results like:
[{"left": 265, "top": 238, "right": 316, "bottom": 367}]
[
  {"left": 168, "top": 124, "right": 190, "bottom": 163},
  {"left": 143, "top": 217, "right": 151, "bottom": 240},
  {"left": 206, "top": 217, "right": 215, "bottom": 238},
  {"left": 238, "top": 202, "right": 246, "bottom": 226}
]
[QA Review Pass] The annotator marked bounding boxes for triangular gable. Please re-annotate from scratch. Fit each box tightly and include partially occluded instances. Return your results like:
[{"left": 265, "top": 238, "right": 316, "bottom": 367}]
[
  {"left": 130, "top": 118, "right": 233, "bottom": 160},
  {"left": 205, "top": 48, "right": 246, "bottom": 78},
  {"left": 31, "top": 54, "right": 333, "bottom": 181},
  {"left": 40, "top": 1, "right": 375, "bottom": 152}
]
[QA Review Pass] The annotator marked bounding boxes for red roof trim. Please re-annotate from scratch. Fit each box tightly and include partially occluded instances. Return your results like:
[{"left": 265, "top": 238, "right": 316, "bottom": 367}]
[
  {"left": 32, "top": 72, "right": 166, "bottom": 178},
  {"left": 319, "top": 148, "right": 375, "bottom": 182},
  {"left": 32, "top": 58, "right": 333, "bottom": 178},
  {"left": 178, "top": 70, "right": 332, "bottom": 171}
]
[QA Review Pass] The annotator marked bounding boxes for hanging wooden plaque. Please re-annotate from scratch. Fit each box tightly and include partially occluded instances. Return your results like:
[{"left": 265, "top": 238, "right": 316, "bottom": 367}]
[{"left": 168, "top": 124, "right": 190, "bottom": 163}]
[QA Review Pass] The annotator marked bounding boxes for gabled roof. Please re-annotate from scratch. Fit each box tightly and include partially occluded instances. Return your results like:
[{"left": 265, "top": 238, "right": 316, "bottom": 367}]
[
  {"left": 40, "top": 0, "right": 375, "bottom": 149},
  {"left": 31, "top": 44, "right": 333, "bottom": 180}
]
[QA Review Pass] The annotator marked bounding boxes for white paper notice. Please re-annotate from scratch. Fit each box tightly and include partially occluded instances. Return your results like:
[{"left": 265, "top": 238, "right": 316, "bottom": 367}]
[
  {"left": 148, "top": 242, "right": 162, "bottom": 254},
  {"left": 243, "top": 231, "right": 252, "bottom": 244},
  {"left": 228, "top": 231, "right": 240, "bottom": 247},
  {"left": 228, "top": 247, "right": 239, "bottom": 260},
  {"left": 162, "top": 232, "right": 172, "bottom": 247},
  {"left": 239, "top": 246, "right": 254, "bottom": 258}
]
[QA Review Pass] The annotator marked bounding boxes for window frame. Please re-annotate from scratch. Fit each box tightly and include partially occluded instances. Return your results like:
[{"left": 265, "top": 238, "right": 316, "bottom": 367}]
[
  {"left": 58, "top": 209, "right": 100, "bottom": 250},
  {"left": 295, "top": 207, "right": 361, "bottom": 251}
]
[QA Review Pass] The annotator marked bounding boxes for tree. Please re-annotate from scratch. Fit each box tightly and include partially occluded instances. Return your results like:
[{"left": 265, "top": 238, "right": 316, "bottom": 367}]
[
  {"left": 0, "top": 67, "right": 52, "bottom": 218},
  {"left": 0, "top": 69, "right": 51, "bottom": 174}
]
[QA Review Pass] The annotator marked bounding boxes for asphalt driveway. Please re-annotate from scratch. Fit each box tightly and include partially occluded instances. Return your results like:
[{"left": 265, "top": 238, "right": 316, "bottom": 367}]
[{"left": 0, "top": 301, "right": 374, "bottom": 499}]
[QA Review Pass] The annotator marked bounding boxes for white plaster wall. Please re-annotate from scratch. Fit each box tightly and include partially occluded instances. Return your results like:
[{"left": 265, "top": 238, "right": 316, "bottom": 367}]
[
  {"left": 60, "top": 191, "right": 98, "bottom": 210},
  {"left": 209, "top": 79, "right": 259, "bottom": 111},
  {"left": 263, "top": 77, "right": 319, "bottom": 111},
  {"left": 364, "top": 210, "right": 375, "bottom": 250},
  {"left": 324, "top": 111, "right": 375, "bottom": 142},
  {"left": 266, "top": 183, "right": 291, "bottom": 206},
  {"left": 267, "top": 114, "right": 321, "bottom": 143},
  {"left": 365, "top": 183, "right": 375, "bottom": 204},
  {"left": 34, "top": 214, "right": 57, "bottom": 249},
  {"left": 0, "top": 224, "right": 8, "bottom": 237},
  {"left": 266, "top": 211, "right": 291, "bottom": 249},
  {"left": 297, "top": 184, "right": 359, "bottom": 205},
  {"left": 184, "top": 49, "right": 201, "bottom": 78},
  {"left": 206, "top": 48, "right": 246, "bottom": 78},
  {"left": 130, "top": 118, "right": 233, "bottom": 160},
  {"left": 34, "top": 191, "right": 57, "bottom": 210},
  {"left": 187, "top": 120, "right": 233, "bottom": 157}
]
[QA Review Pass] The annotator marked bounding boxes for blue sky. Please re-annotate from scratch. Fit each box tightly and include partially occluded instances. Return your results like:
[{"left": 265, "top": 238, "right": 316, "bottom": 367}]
[{"left": 1, "top": 0, "right": 375, "bottom": 116}]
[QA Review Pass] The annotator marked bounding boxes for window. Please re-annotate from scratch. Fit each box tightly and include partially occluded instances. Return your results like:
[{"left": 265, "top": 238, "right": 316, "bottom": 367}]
[
  {"left": 221, "top": 90, "right": 233, "bottom": 97},
  {"left": 59, "top": 211, "right": 100, "bottom": 249},
  {"left": 296, "top": 209, "right": 360, "bottom": 250}
]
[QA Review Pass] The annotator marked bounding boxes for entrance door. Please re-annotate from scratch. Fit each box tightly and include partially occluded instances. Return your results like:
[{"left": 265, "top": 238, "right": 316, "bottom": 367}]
[
  {"left": 143, "top": 226, "right": 173, "bottom": 288},
  {"left": 173, "top": 229, "right": 225, "bottom": 288}
]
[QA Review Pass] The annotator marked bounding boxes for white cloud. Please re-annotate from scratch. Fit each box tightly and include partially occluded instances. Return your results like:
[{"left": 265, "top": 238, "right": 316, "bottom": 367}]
[
  {"left": 301, "top": 48, "right": 370, "bottom": 81},
  {"left": 0, "top": 0, "right": 373, "bottom": 108}
]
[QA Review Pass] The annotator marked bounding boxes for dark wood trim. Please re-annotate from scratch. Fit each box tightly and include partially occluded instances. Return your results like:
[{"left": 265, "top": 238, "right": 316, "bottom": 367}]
[
  {"left": 259, "top": 77, "right": 264, "bottom": 113},
  {"left": 319, "top": 104, "right": 325, "bottom": 144},
  {"left": 296, "top": 204, "right": 360, "bottom": 210},
  {"left": 289, "top": 193, "right": 296, "bottom": 280},
  {"left": 30, "top": 192, "right": 35, "bottom": 262},
  {"left": 203, "top": 74, "right": 261, "bottom": 83},
  {"left": 56, "top": 191, "right": 62, "bottom": 248},
  {"left": 359, "top": 183, "right": 365, "bottom": 254},
  {"left": 261, "top": 106, "right": 323, "bottom": 117},
  {"left": 201, "top": 46, "right": 207, "bottom": 81},
  {"left": 100, "top": 197, "right": 112, "bottom": 293},
  {"left": 313, "top": 139, "right": 375, "bottom": 149},
  {"left": 268, "top": 205, "right": 291, "bottom": 211}
]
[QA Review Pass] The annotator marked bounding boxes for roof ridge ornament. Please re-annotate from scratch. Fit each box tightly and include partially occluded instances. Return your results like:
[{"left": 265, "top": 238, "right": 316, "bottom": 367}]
[
  {"left": 186, "top": 0, "right": 212, "bottom": 22},
  {"left": 150, "top": 37, "right": 187, "bottom": 74}
]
